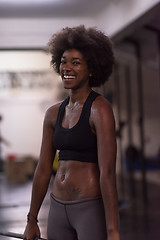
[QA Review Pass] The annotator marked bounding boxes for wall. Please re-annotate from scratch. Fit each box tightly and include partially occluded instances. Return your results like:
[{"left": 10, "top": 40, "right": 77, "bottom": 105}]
[
  {"left": 0, "top": 51, "right": 62, "bottom": 159},
  {"left": 0, "top": 18, "right": 95, "bottom": 49}
]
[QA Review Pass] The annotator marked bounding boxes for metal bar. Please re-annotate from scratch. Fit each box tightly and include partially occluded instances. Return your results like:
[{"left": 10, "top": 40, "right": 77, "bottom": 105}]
[
  {"left": 125, "top": 64, "right": 132, "bottom": 145},
  {"left": 145, "top": 25, "right": 160, "bottom": 87},
  {"left": 125, "top": 37, "right": 148, "bottom": 202},
  {"left": 0, "top": 231, "right": 47, "bottom": 240}
]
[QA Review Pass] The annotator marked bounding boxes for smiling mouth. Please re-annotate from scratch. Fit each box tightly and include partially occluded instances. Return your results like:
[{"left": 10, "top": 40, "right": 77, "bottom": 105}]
[
  {"left": 63, "top": 75, "right": 76, "bottom": 81},
  {"left": 63, "top": 75, "right": 75, "bottom": 79}
]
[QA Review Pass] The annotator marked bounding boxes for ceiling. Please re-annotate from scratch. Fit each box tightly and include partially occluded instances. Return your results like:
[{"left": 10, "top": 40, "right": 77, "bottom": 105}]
[
  {"left": 0, "top": 0, "right": 159, "bottom": 52},
  {"left": 105, "top": 2, "right": 160, "bottom": 65},
  {"left": 0, "top": 0, "right": 109, "bottom": 18},
  {"left": 112, "top": 3, "right": 160, "bottom": 44},
  {"left": 1, "top": 0, "right": 159, "bottom": 41}
]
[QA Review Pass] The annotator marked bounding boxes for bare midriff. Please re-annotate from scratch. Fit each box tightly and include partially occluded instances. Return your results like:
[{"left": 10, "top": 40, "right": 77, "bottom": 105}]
[{"left": 52, "top": 160, "right": 101, "bottom": 201}]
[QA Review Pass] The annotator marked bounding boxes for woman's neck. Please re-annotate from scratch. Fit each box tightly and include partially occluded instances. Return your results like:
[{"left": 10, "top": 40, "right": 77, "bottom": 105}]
[{"left": 69, "top": 87, "right": 92, "bottom": 104}]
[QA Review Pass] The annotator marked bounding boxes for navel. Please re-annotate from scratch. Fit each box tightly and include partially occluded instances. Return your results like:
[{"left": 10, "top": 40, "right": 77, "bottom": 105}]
[{"left": 60, "top": 173, "right": 65, "bottom": 182}]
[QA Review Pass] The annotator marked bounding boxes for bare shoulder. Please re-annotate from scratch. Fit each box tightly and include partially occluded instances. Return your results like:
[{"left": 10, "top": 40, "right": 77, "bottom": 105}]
[
  {"left": 44, "top": 101, "right": 63, "bottom": 128},
  {"left": 91, "top": 95, "right": 115, "bottom": 128},
  {"left": 92, "top": 95, "right": 114, "bottom": 118}
]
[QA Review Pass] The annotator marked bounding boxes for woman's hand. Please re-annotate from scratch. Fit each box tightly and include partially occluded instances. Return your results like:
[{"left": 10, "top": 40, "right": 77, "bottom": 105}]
[
  {"left": 23, "top": 221, "right": 40, "bottom": 240},
  {"left": 107, "top": 230, "right": 120, "bottom": 240}
]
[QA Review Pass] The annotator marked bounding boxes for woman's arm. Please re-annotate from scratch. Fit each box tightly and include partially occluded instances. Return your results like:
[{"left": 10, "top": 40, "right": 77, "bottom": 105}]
[
  {"left": 91, "top": 96, "right": 120, "bottom": 240},
  {"left": 23, "top": 105, "right": 59, "bottom": 240}
]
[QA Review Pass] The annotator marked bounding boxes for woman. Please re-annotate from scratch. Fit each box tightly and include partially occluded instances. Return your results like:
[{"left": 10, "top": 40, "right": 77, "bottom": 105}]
[{"left": 24, "top": 25, "right": 120, "bottom": 240}]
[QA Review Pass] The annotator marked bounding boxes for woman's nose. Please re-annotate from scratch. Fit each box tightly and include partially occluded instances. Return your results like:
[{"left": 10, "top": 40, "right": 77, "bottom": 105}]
[{"left": 62, "top": 62, "right": 72, "bottom": 71}]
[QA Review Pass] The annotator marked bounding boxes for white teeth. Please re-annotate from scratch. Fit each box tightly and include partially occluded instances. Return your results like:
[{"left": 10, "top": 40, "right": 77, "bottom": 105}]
[{"left": 64, "top": 75, "right": 75, "bottom": 79}]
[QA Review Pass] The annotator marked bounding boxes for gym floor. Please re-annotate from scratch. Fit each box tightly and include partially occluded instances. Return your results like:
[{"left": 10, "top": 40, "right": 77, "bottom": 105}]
[{"left": 0, "top": 172, "right": 160, "bottom": 240}]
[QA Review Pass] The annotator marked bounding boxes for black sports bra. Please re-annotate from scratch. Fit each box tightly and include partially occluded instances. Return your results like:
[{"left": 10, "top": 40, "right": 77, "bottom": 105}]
[{"left": 53, "top": 90, "right": 100, "bottom": 163}]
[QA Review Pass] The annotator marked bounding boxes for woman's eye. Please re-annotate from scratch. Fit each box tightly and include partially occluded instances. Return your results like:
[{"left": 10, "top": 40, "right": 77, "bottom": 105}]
[{"left": 73, "top": 61, "right": 80, "bottom": 65}]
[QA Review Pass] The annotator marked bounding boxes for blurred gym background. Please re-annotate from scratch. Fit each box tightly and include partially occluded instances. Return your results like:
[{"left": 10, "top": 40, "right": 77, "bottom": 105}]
[{"left": 0, "top": 1, "right": 160, "bottom": 240}]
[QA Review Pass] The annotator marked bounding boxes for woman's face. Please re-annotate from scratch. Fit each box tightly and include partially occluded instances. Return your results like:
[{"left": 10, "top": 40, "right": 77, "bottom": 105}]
[{"left": 59, "top": 48, "right": 90, "bottom": 90}]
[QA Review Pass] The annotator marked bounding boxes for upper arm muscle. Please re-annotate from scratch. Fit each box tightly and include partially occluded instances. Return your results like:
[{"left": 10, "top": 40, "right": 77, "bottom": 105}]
[{"left": 91, "top": 97, "right": 117, "bottom": 175}]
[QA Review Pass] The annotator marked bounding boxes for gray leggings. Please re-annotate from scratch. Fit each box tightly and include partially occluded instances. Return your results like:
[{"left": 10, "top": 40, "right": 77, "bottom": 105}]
[{"left": 47, "top": 193, "right": 107, "bottom": 240}]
